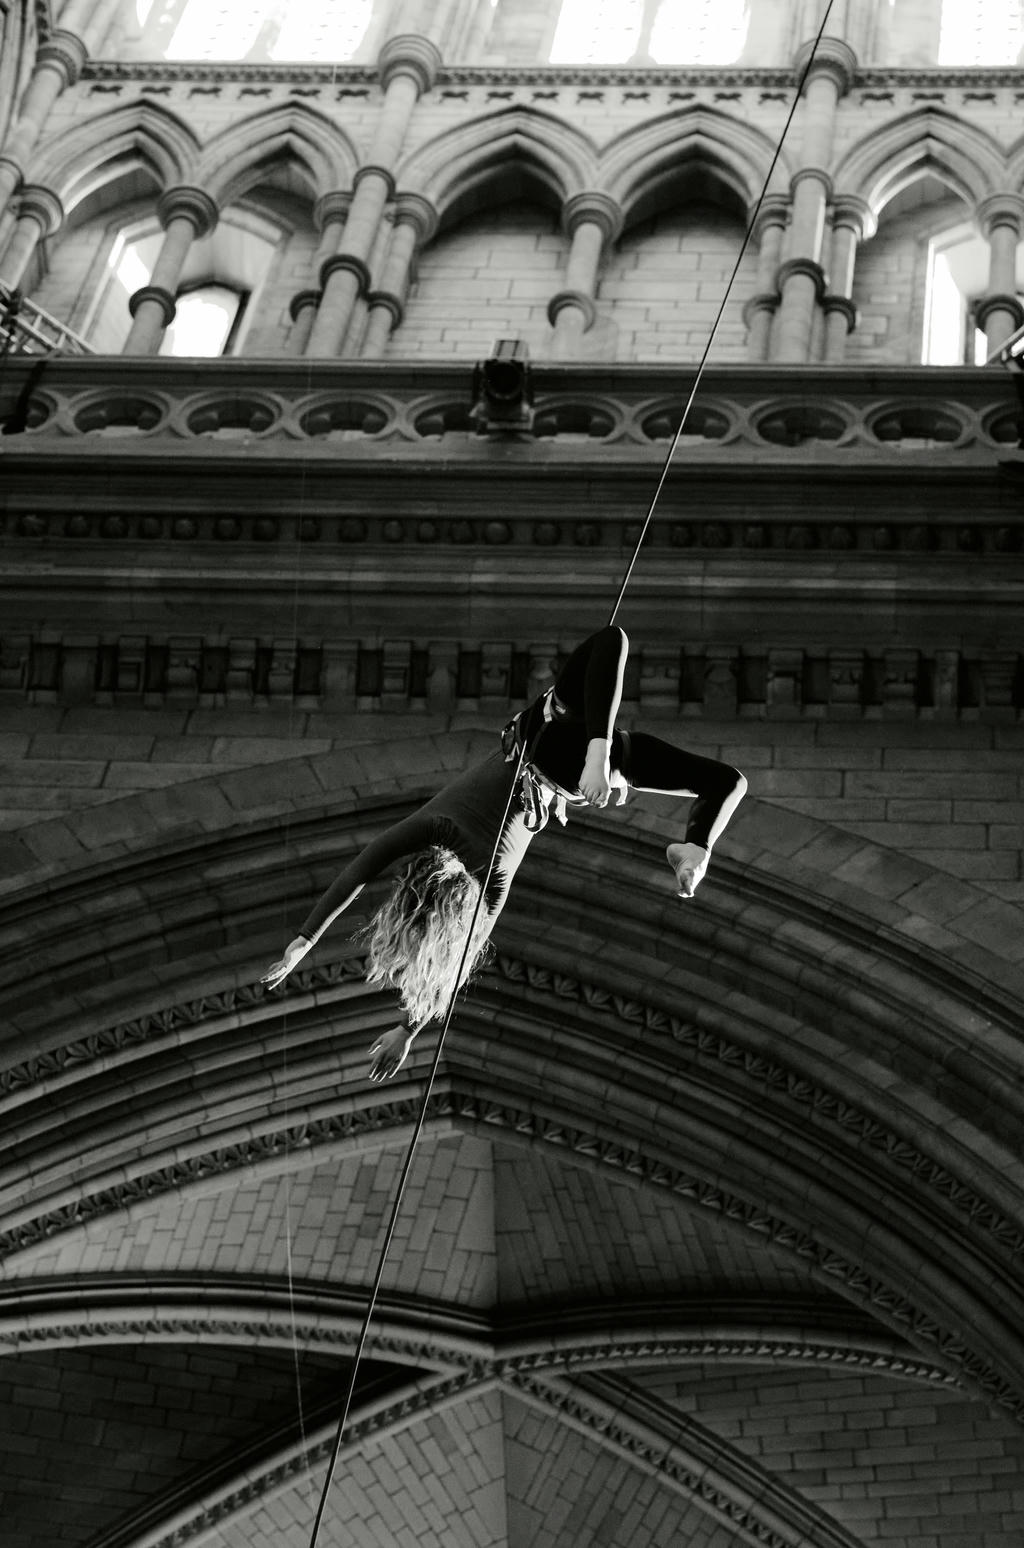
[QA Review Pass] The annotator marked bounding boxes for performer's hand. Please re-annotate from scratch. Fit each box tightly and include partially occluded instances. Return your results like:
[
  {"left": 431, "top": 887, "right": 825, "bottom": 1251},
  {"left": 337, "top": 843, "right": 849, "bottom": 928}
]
[
  {"left": 369, "top": 1025, "right": 415, "bottom": 1082},
  {"left": 261, "top": 936, "right": 311, "bottom": 990}
]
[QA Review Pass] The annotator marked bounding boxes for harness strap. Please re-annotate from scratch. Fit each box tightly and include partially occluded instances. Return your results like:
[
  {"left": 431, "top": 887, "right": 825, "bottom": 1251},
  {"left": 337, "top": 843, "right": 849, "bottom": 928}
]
[{"left": 501, "top": 689, "right": 582, "bottom": 832}]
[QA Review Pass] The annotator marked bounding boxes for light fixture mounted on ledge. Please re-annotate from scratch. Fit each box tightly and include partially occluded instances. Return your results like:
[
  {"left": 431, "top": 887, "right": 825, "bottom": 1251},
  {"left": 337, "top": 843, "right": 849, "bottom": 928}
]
[{"left": 470, "top": 338, "right": 534, "bottom": 434}]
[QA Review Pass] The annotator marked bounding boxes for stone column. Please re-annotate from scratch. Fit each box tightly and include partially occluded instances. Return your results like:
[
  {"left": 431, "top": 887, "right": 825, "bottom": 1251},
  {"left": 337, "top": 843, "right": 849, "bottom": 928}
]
[
  {"left": 0, "top": 185, "right": 63, "bottom": 286},
  {"left": 821, "top": 194, "right": 875, "bottom": 362},
  {"left": 742, "top": 194, "right": 788, "bottom": 361},
  {"left": 0, "top": 30, "right": 86, "bottom": 223},
  {"left": 306, "top": 34, "right": 441, "bottom": 358},
  {"left": 975, "top": 193, "right": 1024, "bottom": 358},
  {"left": 548, "top": 191, "right": 622, "bottom": 360},
  {"left": 122, "top": 187, "right": 218, "bottom": 356},
  {"left": 361, "top": 193, "right": 438, "bottom": 357},
  {"left": 774, "top": 37, "right": 856, "bottom": 363},
  {"left": 287, "top": 191, "right": 350, "bottom": 354}
]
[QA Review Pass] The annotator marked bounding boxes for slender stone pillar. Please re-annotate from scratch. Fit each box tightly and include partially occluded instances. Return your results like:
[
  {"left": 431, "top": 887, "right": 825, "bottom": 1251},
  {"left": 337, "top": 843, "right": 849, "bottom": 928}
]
[
  {"left": 742, "top": 194, "right": 788, "bottom": 361},
  {"left": 122, "top": 187, "right": 218, "bottom": 356},
  {"left": 287, "top": 191, "right": 350, "bottom": 353},
  {"left": 975, "top": 193, "right": 1024, "bottom": 358},
  {"left": 773, "top": 37, "right": 856, "bottom": 362},
  {"left": 306, "top": 34, "right": 442, "bottom": 357},
  {"left": 0, "top": 30, "right": 86, "bottom": 222},
  {"left": 0, "top": 185, "right": 63, "bottom": 286},
  {"left": 548, "top": 191, "right": 622, "bottom": 360},
  {"left": 821, "top": 195, "right": 875, "bottom": 361},
  {"left": 361, "top": 193, "right": 438, "bottom": 357}
]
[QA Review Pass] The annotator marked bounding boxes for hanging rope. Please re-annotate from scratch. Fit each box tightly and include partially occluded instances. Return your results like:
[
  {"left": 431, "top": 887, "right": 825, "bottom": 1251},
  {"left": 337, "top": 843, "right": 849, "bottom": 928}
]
[
  {"left": 305, "top": 738, "right": 528, "bottom": 1548},
  {"left": 303, "top": 8, "right": 836, "bottom": 1540},
  {"left": 608, "top": 0, "right": 836, "bottom": 627}
]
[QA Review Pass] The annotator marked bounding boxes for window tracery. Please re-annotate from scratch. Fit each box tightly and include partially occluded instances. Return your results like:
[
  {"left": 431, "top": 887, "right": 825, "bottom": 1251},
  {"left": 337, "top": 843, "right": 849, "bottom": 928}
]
[{"left": 133, "top": 0, "right": 372, "bottom": 63}]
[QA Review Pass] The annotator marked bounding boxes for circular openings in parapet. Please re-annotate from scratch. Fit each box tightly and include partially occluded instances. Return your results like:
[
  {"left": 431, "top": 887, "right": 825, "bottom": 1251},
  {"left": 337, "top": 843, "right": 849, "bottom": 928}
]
[
  {"left": 412, "top": 401, "right": 472, "bottom": 439},
  {"left": 532, "top": 401, "right": 617, "bottom": 440},
  {"left": 300, "top": 399, "right": 392, "bottom": 438},
  {"left": 640, "top": 402, "right": 731, "bottom": 442},
  {"left": 868, "top": 402, "right": 967, "bottom": 447},
  {"left": 754, "top": 402, "right": 849, "bottom": 446},
  {"left": 186, "top": 395, "right": 280, "bottom": 437},
  {"left": 73, "top": 395, "right": 166, "bottom": 435}
]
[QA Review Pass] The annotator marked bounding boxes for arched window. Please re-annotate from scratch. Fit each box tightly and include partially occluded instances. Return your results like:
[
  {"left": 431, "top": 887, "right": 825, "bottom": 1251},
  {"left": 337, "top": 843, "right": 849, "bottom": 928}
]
[
  {"left": 937, "top": 0, "right": 1024, "bottom": 65},
  {"left": 549, "top": 0, "right": 748, "bottom": 66},
  {"left": 160, "top": 284, "right": 247, "bottom": 356},
  {"left": 923, "top": 225, "right": 1024, "bottom": 364}
]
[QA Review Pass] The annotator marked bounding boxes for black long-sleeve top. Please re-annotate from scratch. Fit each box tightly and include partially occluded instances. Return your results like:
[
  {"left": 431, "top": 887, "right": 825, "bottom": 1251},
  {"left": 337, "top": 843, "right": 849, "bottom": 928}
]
[{"left": 299, "top": 751, "right": 534, "bottom": 946}]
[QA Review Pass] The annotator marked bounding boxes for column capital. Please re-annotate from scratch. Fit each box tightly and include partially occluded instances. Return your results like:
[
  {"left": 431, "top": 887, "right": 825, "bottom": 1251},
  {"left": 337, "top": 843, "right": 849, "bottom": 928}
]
[
  {"left": 14, "top": 183, "right": 64, "bottom": 236},
  {"left": 975, "top": 294, "right": 1024, "bottom": 332},
  {"left": 775, "top": 256, "right": 827, "bottom": 300},
  {"left": 366, "top": 290, "right": 405, "bottom": 328},
  {"left": 320, "top": 252, "right": 372, "bottom": 295},
  {"left": 748, "top": 193, "right": 789, "bottom": 242},
  {"left": 393, "top": 192, "right": 439, "bottom": 242},
  {"left": 289, "top": 288, "right": 321, "bottom": 322},
  {"left": 547, "top": 289, "right": 597, "bottom": 330},
  {"left": 790, "top": 165, "right": 833, "bottom": 202},
  {"left": 157, "top": 186, "right": 218, "bottom": 237},
  {"left": 974, "top": 192, "right": 1024, "bottom": 238},
  {"left": 562, "top": 191, "right": 623, "bottom": 244},
  {"left": 742, "top": 292, "right": 780, "bottom": 328},
  {"left": 793, "top": 36, "right": 857, "bottom": 96},
  {"left": 354, "top": 163, "right": 397, "bottom": 200},
  {"left": 830, "top": 193, "right": 876, "bottom": 242},
  {"left": 314, "top": 191, "right": 352, "bottom": 231},
  {"left": 822, "top": 294, "right": 858, "bottom": 334},
  {"left": 36, "top": 29, "right": 88, "bottom": 87},
  {"left": 127, "top": 284, "right": 176, "bottom": 326},
  {"left": 379, "top": 33, "right": 443, "bottom": 94}
]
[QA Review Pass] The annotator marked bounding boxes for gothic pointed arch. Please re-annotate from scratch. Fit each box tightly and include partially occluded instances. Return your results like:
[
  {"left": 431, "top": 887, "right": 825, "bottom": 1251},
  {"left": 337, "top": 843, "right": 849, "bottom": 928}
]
[
  {"left": 199, "top": 101, "right": 359, "bottom": 209},
  {"left": 2, "top": 741, "right": 1023, "bottom": 1422},
  {"left": 833, "top": 107, "right": 1007, "bottom": 216},
  {"left": 24, "top": 100, "right": 202, "bottom": 215},
  {"left": 395, "top": 106, "right": 598, "bottom": 231},
  {"left": 599, "top": 106, "right": 788, "bottom": 227}
]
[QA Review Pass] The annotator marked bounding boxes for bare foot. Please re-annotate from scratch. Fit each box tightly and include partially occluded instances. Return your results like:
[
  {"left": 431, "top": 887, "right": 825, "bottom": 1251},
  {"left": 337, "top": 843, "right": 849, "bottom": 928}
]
[
  {"left": 666, "top": 841, "right": 709, "bottom": 898},
  {"left": 580, "top": 738, "right": 611, "bottom": 807}
]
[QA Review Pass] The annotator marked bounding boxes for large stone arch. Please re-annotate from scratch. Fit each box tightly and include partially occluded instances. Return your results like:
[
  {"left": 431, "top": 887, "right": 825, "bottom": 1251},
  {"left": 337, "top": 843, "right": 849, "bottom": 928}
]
[
  {"left": 833, "top": 107, "right": 1007, "bottom": 217},
  {"left": 25, "top": 100, "right": 202, "bottom": 215},
  {"left": 396, "top": 106, "right": 598, "bottom": 232},
  {"left": 2, "top": 740, "right": 1023, "bottom": 1401},
  {"left": 199, "top": 102, "right": 359, "bottom": 210}
]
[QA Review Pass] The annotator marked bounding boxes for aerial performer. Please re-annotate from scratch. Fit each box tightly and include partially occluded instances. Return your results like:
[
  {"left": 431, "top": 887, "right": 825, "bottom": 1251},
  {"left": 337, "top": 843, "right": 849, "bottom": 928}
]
[{"left": 262, "top": 627, "right": 746, "bottom": 1080}]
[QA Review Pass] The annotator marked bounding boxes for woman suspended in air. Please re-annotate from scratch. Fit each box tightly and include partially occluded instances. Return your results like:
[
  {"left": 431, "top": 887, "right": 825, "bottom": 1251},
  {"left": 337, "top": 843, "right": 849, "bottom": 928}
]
[{"left": 262, "top": 627, "right": 746, "bottom": 1081}]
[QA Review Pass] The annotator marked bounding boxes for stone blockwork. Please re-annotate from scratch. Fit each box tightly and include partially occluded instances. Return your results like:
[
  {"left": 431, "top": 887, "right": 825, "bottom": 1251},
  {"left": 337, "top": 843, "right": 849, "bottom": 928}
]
[{"left": 2, "top": 6, "right": 1024, "bottom": 1548}]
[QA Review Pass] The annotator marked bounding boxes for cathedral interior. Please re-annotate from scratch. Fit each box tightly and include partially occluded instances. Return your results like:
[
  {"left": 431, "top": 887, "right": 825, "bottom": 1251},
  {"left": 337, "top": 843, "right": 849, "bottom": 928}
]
[{"left": 2, "top": 1, "right": 1024, "bottom": 1544}]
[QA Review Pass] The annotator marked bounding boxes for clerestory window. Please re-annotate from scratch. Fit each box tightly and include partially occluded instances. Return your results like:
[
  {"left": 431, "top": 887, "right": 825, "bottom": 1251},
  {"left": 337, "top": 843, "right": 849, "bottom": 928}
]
[
  {"left": 924, "top": 225, "right": 1024, "bottom": 364},
  {"left": 937, "top": 0, "right": 1024, "bottom": 65},
  {"left": 548, "top": 0, "right": 748, "bottom": 66},
  {"left": 135, "top": 0, "right": 372, "bottom": 62}
]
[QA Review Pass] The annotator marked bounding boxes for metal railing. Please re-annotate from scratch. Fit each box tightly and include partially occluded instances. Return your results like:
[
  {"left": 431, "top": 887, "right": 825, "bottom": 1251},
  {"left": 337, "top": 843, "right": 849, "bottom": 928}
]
[{"left": 0, "top": 280, "right": 94, "bottom": 357}]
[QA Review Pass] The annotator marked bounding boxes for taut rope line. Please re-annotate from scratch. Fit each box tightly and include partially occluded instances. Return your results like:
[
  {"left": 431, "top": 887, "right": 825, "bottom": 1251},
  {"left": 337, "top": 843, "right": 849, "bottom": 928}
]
[{"left": 305, "top": 7, "right": 836, "bottom": 1540}]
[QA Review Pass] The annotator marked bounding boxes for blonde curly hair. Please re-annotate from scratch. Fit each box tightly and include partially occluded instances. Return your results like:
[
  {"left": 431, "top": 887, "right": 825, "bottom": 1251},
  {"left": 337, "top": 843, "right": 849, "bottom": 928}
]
[{"left": 359, "top": 846, "right": 493, "bottom": 1029}]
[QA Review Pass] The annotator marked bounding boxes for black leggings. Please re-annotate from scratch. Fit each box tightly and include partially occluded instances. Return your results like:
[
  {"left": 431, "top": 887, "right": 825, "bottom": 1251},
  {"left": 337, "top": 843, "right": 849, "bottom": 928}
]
[{"left": 530, "top": 627, "right": 745, "bottom": 851}]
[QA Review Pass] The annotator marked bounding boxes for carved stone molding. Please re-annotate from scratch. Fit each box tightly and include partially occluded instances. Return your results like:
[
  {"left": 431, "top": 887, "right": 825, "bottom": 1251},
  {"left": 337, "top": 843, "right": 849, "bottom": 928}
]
[
  {"left": 36, "top": 28, "right": 88, "bottom": 86},
  {"left": 157, "top": 185, "right": 219, "bottom": 236},
  {"left": 546, "top": 288, "right": 597, "bottom": 330},
  {"left": 378, "top": 33, "right": 443, "bottom": 96},
  {"left": 319, "top": 250, "right": 372, "bottom": 296},
  {"left": 562, "top": 190, "right": 624, "bottom": 244},
  {"left": 126, "top": 283, "right": 176, "bottom": 326}
]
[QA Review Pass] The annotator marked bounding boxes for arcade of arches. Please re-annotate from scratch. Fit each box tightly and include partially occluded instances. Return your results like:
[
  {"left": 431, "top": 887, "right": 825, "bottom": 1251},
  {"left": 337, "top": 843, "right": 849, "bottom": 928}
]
[{"left": 1, "top": 3, "right": 1024, "bottom": 1546}]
